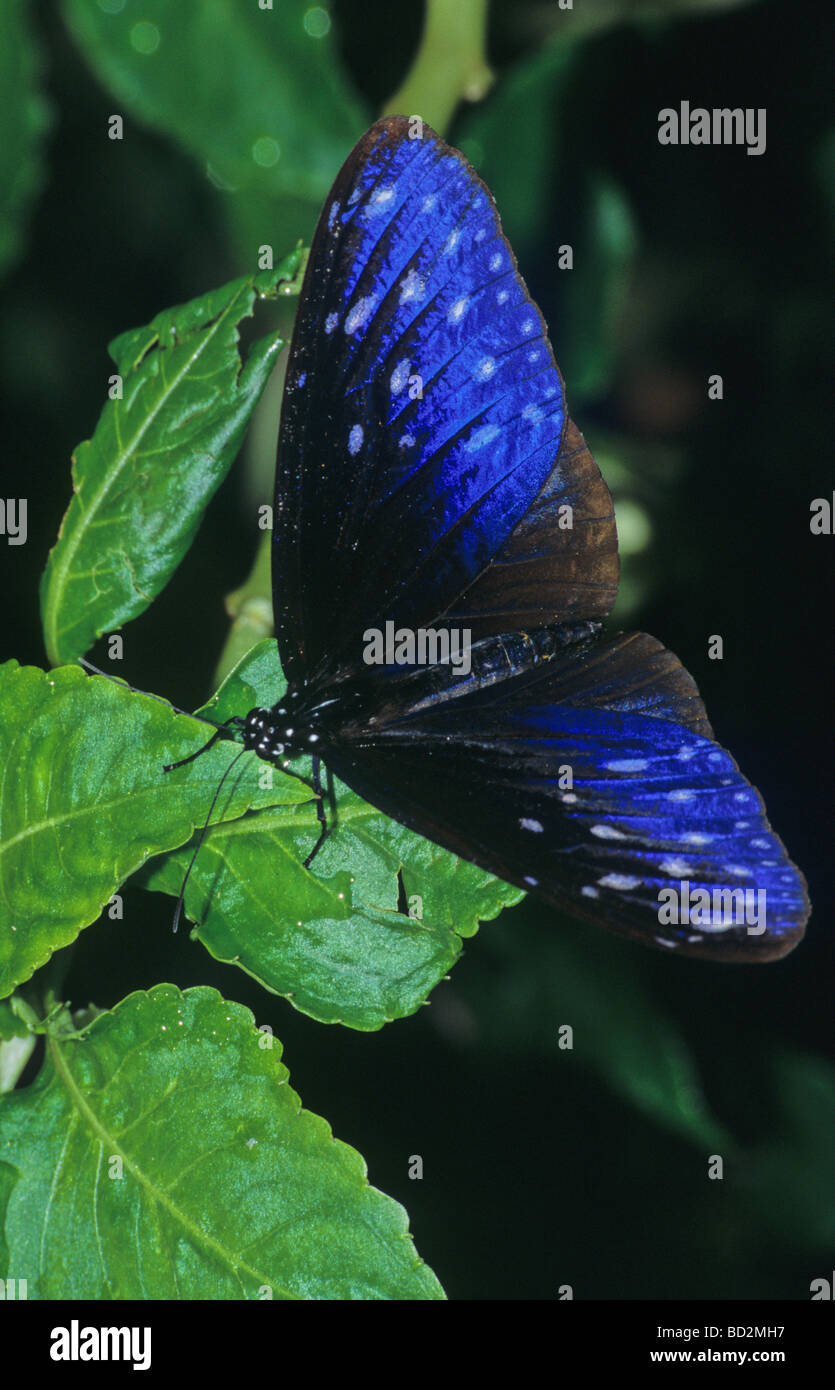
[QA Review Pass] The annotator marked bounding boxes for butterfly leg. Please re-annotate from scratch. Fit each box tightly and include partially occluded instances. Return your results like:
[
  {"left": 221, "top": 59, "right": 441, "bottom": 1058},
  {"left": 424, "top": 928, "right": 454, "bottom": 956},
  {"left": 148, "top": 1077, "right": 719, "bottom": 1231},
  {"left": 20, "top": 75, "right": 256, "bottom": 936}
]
[
  {"left": 163, "top": 716, "right": 245, "bottom": 772},
  {"left": 303, "top": 754, "right": 334, "bottom": 869}
]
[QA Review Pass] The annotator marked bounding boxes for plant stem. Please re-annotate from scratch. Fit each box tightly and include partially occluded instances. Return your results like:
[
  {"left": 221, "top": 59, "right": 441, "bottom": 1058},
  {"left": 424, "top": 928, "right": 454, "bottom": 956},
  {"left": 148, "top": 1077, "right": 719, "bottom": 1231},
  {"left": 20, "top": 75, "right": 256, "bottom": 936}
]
[
  {"left": 213, "top": 530, "right": 274, "bottom": 688},
  {"left": 382, "top": 0, "right": 494, "bottom": 136}
]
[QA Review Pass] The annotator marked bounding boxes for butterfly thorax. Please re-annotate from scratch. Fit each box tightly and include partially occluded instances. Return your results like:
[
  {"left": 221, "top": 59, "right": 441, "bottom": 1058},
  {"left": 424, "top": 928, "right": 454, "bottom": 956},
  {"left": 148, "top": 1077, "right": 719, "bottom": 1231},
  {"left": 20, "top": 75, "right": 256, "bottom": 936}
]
[
  {"left": 242, "top": 690, "right": 326, "bottom": 763},
  {"left": 243, "top": 621, "right": 607, "bottom": 764},
  {"left": 241, "top": 677, "right": 364, "bottom": 761}
]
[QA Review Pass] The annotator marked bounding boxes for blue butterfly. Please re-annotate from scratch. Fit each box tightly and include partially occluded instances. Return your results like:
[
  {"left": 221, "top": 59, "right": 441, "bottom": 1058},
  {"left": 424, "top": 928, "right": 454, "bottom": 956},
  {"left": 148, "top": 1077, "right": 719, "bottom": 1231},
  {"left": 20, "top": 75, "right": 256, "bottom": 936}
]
[{"left": 184, "top": 117, "right": 810, "bottom": 961}]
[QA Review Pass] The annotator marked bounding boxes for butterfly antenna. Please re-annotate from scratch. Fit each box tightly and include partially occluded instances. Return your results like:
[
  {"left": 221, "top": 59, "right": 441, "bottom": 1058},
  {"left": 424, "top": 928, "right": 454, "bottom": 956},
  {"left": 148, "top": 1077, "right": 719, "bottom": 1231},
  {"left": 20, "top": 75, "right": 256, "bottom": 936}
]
[
  {"left": 163, "top": 715, "right": 244, "bottom": 772},
  {"left": 172, "top": 748, "right": 247, "bottom": 933},
  {"left": 78, "top": 657, "right": 228, "bottom": 731}
]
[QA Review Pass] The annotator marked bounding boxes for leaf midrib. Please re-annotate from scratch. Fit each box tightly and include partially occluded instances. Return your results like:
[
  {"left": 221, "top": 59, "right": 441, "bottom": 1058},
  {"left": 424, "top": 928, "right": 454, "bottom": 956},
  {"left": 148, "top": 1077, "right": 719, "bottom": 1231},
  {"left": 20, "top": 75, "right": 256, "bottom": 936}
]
[
  {"left": 0, "top": 789, "right": 375, "bottom": 861},
  {"left": 46, "top": 1030, "right": 300, "bottom": 1300},
  {"left": 43, "top": 279, "right": 252, "bottom": 659}
]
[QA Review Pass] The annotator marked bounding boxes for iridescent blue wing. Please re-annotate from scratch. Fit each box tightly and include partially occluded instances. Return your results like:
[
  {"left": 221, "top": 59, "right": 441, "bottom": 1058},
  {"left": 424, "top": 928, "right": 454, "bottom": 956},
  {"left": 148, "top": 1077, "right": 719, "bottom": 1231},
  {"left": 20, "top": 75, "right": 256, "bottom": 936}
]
[
  {"left": 326, "top": 632, "right": 809, "bottom": 962},
  {"left": 273, "top": 117, "right": 618, "bottom": 686},
  {"left": 271, "top": 116, "right": 809, "bottom": 960}
]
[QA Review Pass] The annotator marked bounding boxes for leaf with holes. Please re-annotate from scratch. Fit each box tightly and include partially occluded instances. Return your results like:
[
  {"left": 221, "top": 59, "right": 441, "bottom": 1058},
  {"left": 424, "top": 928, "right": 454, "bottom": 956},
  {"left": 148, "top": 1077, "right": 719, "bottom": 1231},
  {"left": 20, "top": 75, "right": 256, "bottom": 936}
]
[
  {"left": 141, "top": 641, "right": 522, "bottom": 1030},
  {"left": 0, "top": 985, "right": 444, "bottom": 1299},
  {"left": 40, "top": 251, "right": 304, "bottom": 665}
]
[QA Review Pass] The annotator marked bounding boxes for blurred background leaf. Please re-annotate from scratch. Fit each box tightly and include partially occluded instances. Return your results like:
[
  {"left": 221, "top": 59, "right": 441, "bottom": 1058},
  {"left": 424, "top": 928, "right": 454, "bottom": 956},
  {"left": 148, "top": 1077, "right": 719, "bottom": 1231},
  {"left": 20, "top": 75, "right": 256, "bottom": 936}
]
[
  {"left": 436, "top": 908, "right": 734, "bottom": 1151},
  {"left": 0, "top": 0, "right": 51, "bottom": 279},
  {"left": 61, "top": 0, "right": 370, "bottom": 263}
]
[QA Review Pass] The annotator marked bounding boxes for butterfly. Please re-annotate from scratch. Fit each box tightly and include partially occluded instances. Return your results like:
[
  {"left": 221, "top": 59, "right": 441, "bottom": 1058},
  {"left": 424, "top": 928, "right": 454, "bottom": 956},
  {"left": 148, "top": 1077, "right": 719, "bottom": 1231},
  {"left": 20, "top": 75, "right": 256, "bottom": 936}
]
[{"left": 173, "top": 116, "right": 809, "bottom": 962}]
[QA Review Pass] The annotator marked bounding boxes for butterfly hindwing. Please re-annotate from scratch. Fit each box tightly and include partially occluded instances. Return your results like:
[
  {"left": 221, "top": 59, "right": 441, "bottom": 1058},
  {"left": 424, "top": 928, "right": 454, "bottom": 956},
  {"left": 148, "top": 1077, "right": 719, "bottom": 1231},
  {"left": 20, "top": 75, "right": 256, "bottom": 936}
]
[{"left": 325, "top": 631, "right": 808, "bottom": 962}]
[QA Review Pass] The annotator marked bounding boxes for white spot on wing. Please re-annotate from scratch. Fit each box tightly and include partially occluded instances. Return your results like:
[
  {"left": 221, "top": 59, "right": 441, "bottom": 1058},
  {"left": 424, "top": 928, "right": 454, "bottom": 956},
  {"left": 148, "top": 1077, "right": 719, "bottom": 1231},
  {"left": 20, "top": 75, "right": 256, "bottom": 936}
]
[
  {"left": 448, "top": 296, "right": 468, "bottom": 323},
  {"left": 598, "top": 873, "right": 641, "bottom": 890},
  {"left": 399, "top": 268, "right": 425, "bottom": 304},
  {"left": 591, "top": 825, "right": 627, "bottom": 841},
  {"left": 345, "top": 296, "right": 375, "bottom": 334},
  {"left": 324, "top": 312, "right": 338, "bottom": 334},
  {"left": 369, "top": 185, "right": 395, "bottom": 211},
  {"left": 348, "top": 425, "right": 363, "bottom": 455},
  {"left": 519, "top": 817, "right": 544, "bottom": 833},
  {"left": 390, "top": 359, "right": 410, "bottom": 394},
  {"left": 606, "top": 758, "right": 649, "bottom": 772},
  {"left": 466, "top": 423, "right": 499, "bottom": 452},
  {"left": 659, "top": 858, "right": 692, "bottom": 876}
]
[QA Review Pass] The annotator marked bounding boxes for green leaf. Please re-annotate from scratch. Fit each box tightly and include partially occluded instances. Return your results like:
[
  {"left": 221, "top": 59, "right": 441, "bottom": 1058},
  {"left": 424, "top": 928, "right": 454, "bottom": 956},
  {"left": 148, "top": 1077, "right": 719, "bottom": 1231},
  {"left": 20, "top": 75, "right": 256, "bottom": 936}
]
[
  {"left": 0, "top": 985, "right": 444, "bottom": 1298},
  {"left": 0, "top": 660, "right": 305, "bottom": 999},
  {"left": 0, "top": 1003, "right": 32, "bottom": 1044},
  {"left": 0, "top": 1001, "right": 37, "bottom": 1095},
  {"left": 0, "top": 0, "right": 51, "bottom": 278},
  {"left": 40, "top": 252, "right": 303, "bottom": 666},
  {"left": 61, "top": 0, "right": 368, "bottom": 255},
  {"left": 142, "top": 642, "right": 522, "bottom": 1030},
  {"left": 449, "top": 911, "right": 732, "bottom": 1150}
]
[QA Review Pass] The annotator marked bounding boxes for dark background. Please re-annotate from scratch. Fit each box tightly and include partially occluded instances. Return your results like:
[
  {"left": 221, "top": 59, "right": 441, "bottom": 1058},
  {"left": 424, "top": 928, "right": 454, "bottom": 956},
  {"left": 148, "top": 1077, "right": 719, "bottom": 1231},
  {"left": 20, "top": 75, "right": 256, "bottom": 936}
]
[{"left": 0, "top": 0, "right": 831, "bottom": 1298}]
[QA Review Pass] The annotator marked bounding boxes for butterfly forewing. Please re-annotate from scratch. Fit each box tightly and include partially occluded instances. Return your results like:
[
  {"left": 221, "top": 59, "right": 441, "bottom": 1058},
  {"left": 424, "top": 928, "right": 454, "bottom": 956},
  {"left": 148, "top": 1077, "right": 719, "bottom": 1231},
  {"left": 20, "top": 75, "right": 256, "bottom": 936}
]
[{"left": 274, "top": 117, "right": 619, "bottom": 685}]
